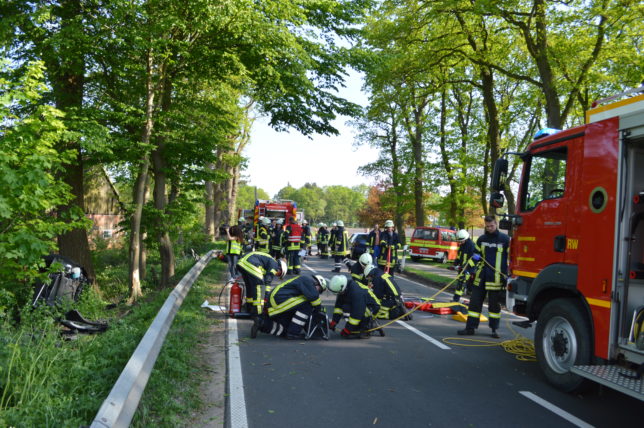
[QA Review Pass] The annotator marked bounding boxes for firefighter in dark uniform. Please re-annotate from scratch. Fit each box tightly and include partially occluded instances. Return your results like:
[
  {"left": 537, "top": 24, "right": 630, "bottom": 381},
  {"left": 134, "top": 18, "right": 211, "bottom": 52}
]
[
  {"left": 452, "top": 229, "right": 477, "bottom": 303},
  {"left": 458, "top": 216, "right": 509, "bottom": 338},
  {"left": 316, "top": 223, "right": 330, "bottom": 258},
  {"left": 330, "top": 220, "right": 349, "bottom": 272},
  {"left": 256, "top": 217, "right": 271, "bottom": 253},
  {"left": 364, "top": 264, "right": 408, "bottom": 320},
  {"left": 236, "top": 251, "right": 287, "bottom": 315},
  {"left": 252, "top": 275, "right": 327, "bottom": 339},
  {"left": 271, "top": 218, "right": 285, "bottom": 259},
  {"left": 367, "top": 223, "right": 381, "bottom": 259},
  {"left": 283, "top": 217, "right": 303, "bottom": 274},
  {"left": 328, "top": 275, "right": 380, "bottom": 339},
  {"left": 377, "top": 220, "right": 401, "bottom": 276},
  {"left": 348, "top": 252, "right": 372, "bottom": 284},
  {"left": 302, "top": 220, "right": 312, "bottom": 258}
]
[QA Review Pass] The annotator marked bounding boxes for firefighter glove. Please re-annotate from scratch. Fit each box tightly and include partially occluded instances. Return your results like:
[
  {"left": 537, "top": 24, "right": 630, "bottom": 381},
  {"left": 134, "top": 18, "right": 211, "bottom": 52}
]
[
  {"left": 340, "top": 327, "right": 352, "bottom": 337},
  {"left": 329, "top": 320, "right": 337, "bottom": 331}
]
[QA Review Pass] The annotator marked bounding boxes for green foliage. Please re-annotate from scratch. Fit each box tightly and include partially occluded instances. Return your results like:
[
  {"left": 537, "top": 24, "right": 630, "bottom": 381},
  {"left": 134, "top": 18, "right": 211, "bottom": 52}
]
[
  {"left": 0, "top": 255, "right": 226, "bottom": 427},
  {"left": 0, "top": 60, "right": 88, "bottom": 306}
]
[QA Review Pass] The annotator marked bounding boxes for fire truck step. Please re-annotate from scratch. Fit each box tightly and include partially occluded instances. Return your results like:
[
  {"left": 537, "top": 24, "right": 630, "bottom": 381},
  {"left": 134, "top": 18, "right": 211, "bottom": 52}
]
[{"left": 570, "top": 365, "right": 643, "bottom": 402}]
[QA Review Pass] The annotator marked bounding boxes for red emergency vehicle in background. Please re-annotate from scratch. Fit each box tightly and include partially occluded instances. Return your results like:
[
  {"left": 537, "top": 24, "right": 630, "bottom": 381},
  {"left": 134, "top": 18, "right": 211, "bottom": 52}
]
[
  {"left": 253, "top": 199, "right": 297, "bottom": 227},
  {"left": 409, "top": 226, "right": 458, "bottom": 263},
  {"left": 492, "top": 86, "right": 644, "bottom": 401}
]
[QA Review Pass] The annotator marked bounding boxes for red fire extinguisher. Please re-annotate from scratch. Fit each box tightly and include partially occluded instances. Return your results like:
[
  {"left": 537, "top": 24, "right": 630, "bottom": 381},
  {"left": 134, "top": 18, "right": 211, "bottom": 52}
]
[{"left": 229, "top": 279, "right": 242, "bottom": 316}]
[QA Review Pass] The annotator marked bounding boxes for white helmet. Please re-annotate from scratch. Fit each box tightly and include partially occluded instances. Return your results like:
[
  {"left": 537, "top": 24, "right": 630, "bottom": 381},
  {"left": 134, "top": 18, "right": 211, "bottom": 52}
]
[
  {"left": 384, "top": 220, "right": 394, "bottom": 228},
  {"left": 363, "top": 263, "right": 377, "bottom": 277},
  {"left": 277, "top": 259, "right": 287, "bottom": 279},
  {"left": 456, "top": 229, "right": 469, "bottom": 241},
  {"left": 358, "top": 253, "right": 372, "bottom": 267},
  {"left": 239, "top": 217, "right": 245, "bottom": 222},
  {"left": 328, "top": 275, "right": 348, "bottom": 294},
  {"left": 303, "top": 220, "right": 308, "bottom": 225},
  {"left": 277, "top": 218, "right": 284, "bottom": 225},
  {"left": 332, "top": 222, "right": 337, "bottom": 227},
  {"left": 337, "top": 220, "right": 344, "bottom": 227},
  {"left": 262, "top": 217, "right": 271, "bottom": 226},
  {"left": 314, "top": 275, "right": 327, "bottom": 291}
]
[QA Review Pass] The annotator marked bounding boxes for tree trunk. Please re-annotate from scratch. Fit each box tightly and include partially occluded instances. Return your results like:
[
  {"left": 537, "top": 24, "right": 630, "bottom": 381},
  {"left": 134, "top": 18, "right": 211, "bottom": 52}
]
[
  {"left": 480, "top": 67, "right": 500, "bottom": 215},
  {"left": 204, "top": 163, "right": 216, "bottom": 240},
  {"left": 129, "top": 51, "right": 159, "bottom": 303},
  {"left": 47, "top": 0, "right": 95, "bottom": 281},
  {"left": 410, "top": 101, "right": 426, "bottom": 227},
  {"left": 151, "top": 77, "right": 175, "bottom": 289},
  {"left": 139, "top": 173, "right": 151, "bottom": 282}
]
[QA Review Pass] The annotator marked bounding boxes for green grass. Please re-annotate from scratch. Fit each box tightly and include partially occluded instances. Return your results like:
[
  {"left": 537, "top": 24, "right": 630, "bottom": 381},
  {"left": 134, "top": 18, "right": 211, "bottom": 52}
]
[
  {"left": 0, "top": 249, "right": 227, "bottom": 427},
  {"left": 404, "top": 267, "right": 454, "bottom": 285}
]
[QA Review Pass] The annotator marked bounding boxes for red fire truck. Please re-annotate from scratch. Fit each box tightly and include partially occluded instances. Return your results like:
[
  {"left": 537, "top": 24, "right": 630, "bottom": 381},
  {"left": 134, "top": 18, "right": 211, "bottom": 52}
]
[
  {"left": 253, "top": 199, "right": 297, "bottom": 227},
  {"left": 491, "top": 86, "right": 644, "bottom": 400}
]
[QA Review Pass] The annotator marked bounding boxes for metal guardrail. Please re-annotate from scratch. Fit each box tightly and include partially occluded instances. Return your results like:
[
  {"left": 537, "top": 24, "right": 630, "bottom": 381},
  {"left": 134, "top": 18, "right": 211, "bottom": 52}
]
[{"left": 90, "top": 250, "right": 215, "bottom": 428}]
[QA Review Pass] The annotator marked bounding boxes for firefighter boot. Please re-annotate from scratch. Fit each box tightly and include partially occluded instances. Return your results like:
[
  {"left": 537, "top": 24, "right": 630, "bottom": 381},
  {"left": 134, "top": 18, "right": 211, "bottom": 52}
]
[
  {"left": 250, "top": 316, "right": 262, "bottom": 339},
  {"left": 490, "top": 329, "right": 500, "bottom": 339}
]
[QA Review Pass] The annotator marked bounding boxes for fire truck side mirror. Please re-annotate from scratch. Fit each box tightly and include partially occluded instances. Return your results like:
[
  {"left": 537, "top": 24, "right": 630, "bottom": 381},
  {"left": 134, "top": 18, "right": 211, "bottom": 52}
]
[
  {"left": 491, "top": 158, "right": 508, "bottom": 191},
  {"left": 490, "top": 191, "right": 505, "bottom": 209},
  {"left": 499, "top": 218, "right": 512, "bottom": 230}
]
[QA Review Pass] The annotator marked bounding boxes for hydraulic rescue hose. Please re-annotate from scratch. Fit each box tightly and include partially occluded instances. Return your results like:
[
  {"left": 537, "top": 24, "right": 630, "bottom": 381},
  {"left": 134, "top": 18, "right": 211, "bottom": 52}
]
[{"left": 359, "top": 255, "right": 537, "bottom": 362}]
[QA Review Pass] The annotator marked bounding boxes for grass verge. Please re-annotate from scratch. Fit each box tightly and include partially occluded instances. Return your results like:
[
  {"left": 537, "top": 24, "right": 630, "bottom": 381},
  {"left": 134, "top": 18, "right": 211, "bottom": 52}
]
[{"left": 0, "top": 254, "right": 227, "bottom": 427}]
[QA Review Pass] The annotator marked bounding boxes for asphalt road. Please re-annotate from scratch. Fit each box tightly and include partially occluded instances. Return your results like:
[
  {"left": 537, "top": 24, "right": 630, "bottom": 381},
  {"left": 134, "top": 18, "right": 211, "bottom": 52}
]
[{"left": 227, "top": 256, "right": 643, "bottom": 428}]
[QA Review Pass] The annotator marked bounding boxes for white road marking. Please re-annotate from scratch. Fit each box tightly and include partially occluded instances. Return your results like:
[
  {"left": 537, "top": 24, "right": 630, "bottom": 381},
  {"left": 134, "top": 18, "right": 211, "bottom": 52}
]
[
  {"left": 396, "top": 320, "right": 451, "bottom": 350},
  {"left": 519, "top": 391, "right": 594, "bottom": 428},
  {"left": 228, "top": 307, "right": 248, "bottom": 427}
]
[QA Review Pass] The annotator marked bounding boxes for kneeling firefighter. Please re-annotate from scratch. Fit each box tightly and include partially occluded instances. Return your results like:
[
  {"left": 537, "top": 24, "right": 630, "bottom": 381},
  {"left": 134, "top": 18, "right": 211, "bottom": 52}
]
[
  {"left": 252, "top": 275, "right": 327, "bottom": 340},
  {"left": 236, "top": 251, "right": 287, "bottom": 315},
  {"left": 364, "top": 264, "right": 409, "bottom": 320},
  {"left": 328, "top": 275, "right": 380, "bottom": 339}
]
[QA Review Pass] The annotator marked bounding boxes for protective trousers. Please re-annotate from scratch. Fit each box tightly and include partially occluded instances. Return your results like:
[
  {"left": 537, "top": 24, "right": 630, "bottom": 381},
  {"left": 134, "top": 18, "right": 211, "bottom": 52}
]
[
  {"left": 465, "top": 280, "right": 502, "bottom": 330},
  {"left": 287, "top": 249, "right": 301, "bottom": 273},
  {"left": 263, "top": 303, "right": 313, "bottom": 336},
  {"left": 239, "top": 271, "right": 263, "bottom": 315}
]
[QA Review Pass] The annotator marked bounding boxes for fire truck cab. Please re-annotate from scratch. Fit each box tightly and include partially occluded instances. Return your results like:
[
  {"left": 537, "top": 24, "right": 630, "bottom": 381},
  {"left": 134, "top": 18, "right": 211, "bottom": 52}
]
[
  {"left": 492, "top": 86, "right": 644, "bottom": 400},
  {"left": 253, "top": 199, "right": 297, "bottom": 227},
  {"left": 409, "top": 226, "right": 458, "bottom": 263}
]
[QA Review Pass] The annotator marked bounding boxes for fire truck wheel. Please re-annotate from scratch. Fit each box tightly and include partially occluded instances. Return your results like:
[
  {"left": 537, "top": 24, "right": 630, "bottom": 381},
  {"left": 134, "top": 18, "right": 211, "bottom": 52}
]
[
  {"left": 410, "top": 256, "right": 420, "bottom": 262},
  {"left": 535, "top": 298, "right": 592, "bottom": 393}
]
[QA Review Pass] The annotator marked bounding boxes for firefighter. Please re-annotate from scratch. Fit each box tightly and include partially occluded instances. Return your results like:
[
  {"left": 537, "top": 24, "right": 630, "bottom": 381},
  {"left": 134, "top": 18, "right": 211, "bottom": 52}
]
[
  {"left": 224, "top": 225, "right": 244, "bottom": 281},
  {"left": 377, "top": 220, "right": 401, "bottom": 276},
  {"left": 283, "top": 217, "right": 303, "bottom": 274},
  {"left": 256, "top": 217, "right": 271, "bottom": 254},
  {"left": 270, "top": 218, "right": 285, "bottom": 259},
  {"left": 237, "top": 251, "right": 287, "bottom": 315},
  {"left": 328, "top": 275, "right": 380, "bottom": 339},
  {"left": 347, "top": 252, "right": 372, "bottom": 283},
  {"left": 302, "top": 219, "right": 312, "bottom": 258},
  {"left": 367, "top": 223, "right": 381, "bottom": 259},
  {"left": 252, "top": 274, "right": 327, "bottom": 340},
  {"left": 458, "top": 216, "right": 510, "bottom": 338},
  {"left": 239, "top": 217, "right": 254, "bottom": 251},
  {"left": 363, "top": 264, "right": 407, "bottom": 320},
  {"left": 330, "top": 220, "right": 350, "bottom": 272},
  {"left": 451, "top": 229, "right": 477, "bottom": 303},
  {"left": 316, "top": 223, "right": 330, "bottom": 259}
]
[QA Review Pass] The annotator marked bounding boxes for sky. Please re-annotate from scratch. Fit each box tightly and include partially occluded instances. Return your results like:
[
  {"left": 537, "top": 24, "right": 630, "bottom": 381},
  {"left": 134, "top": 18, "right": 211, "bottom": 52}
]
[{"left": 243, "top": 69, "right": 381, "bottom": 198}]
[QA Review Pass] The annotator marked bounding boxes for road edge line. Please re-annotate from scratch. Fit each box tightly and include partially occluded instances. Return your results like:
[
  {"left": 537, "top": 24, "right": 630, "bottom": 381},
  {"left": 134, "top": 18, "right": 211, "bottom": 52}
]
[{"left": 518, "top": 391, "right": 594, "bottom": 428}]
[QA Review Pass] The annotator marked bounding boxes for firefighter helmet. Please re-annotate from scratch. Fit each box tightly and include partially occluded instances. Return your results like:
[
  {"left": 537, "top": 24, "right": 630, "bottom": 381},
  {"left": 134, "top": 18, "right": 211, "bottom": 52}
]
[
  {"left": 332, "top": 222, "right": 337, "bottom": 227},
  {"left": 277, "top": 218, "right": 284, "bottom": 225},
  {"left": 239, "top": 217, "right": 245, "bottom": 222},
  {"left": 303, "top": 219, "right": 308, "bottom": 225},
  {"left": 337, "top": 220, "right": 344, "bottom": 227},
  {"left": 358, "top": 252, "right": 372, "bottom": 267},
  {"left": 277, "top": 259, "right": 287, "bottom": 279},
  {"left": 456, "top": 229, "right": 469, "bottom": 241},
  {"left": 262, "top": 217, "right": 271, "bottom": 226},
  {"left": 314, "top": 275, "right": 327, "bottom": 291},
  {"left": 363, "top": 263, "right": 377, "bottom": 277},
  {"left": 328, "top": 275, "right": 348, "bottom": 294},
  {"left": 384, "top": 220, "right": 394, "bottom": 228}
]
